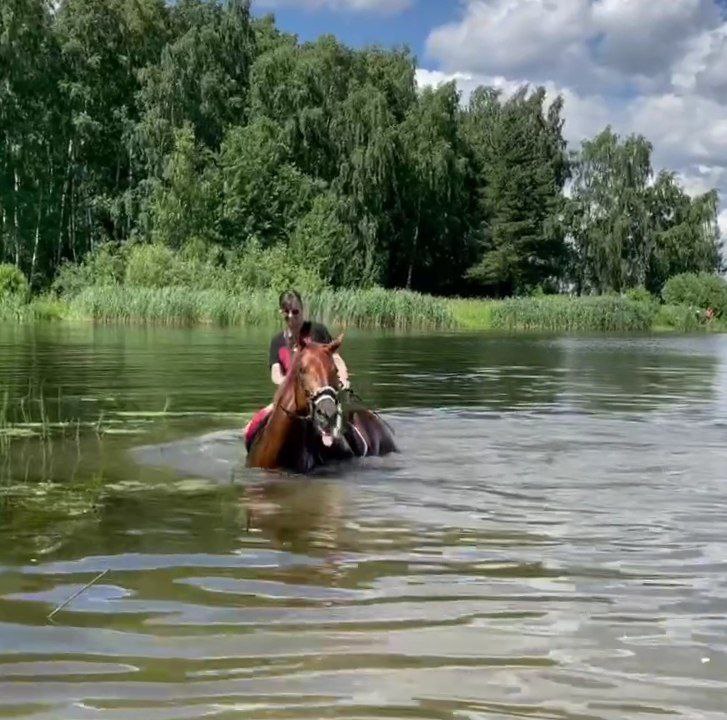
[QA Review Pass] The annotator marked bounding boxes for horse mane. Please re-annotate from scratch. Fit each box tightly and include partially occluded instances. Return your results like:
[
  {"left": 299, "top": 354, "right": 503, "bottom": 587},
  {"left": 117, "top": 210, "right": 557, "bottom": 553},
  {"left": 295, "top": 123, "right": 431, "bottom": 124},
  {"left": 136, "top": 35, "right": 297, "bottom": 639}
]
[{"left": 273, "top": 351, "right": 301, "bottom": 407}]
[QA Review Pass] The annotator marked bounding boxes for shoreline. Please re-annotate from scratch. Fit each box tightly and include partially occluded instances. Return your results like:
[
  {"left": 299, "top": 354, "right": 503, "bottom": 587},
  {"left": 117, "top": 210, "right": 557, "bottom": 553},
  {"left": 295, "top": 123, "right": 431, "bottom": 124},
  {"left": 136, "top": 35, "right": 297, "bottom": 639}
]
[{"left": 1, "top": 286, "right": 723, "bottom": 335}]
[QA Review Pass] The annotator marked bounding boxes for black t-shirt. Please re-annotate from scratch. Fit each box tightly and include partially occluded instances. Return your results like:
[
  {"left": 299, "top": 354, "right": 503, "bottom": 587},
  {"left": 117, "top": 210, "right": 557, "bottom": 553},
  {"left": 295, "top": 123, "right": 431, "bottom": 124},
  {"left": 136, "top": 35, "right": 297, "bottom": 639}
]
[{"left": 269, "top": 322, "right": 333, "bottom": 372}]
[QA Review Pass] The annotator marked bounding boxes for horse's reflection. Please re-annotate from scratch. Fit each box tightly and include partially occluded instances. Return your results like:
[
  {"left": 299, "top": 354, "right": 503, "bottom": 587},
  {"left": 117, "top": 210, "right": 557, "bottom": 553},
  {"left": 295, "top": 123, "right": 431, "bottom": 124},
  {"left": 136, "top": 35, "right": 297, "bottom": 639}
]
[{"left": 240, "top": 477, "right": 348, "bottom": 571}]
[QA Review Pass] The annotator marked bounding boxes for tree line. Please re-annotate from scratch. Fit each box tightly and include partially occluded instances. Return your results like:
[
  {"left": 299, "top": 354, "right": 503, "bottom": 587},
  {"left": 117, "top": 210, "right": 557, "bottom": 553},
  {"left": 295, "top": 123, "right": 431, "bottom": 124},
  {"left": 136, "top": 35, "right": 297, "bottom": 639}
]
[{"left": 0, "top": 0, "right": 722, "bottom": 297}]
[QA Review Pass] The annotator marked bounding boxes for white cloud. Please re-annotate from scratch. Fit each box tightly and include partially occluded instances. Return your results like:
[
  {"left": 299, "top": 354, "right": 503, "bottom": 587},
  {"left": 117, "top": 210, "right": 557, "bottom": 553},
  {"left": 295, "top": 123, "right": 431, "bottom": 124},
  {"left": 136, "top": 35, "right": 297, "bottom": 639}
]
[
  {"left": 426, "top": 0, "right": 724, "bottom": 93},
  {"left": 415, "top": 68, "right": 523, "bottom": 105},
  {"left": 422, "top": 0, "right": 727, "bottom": 232},
  {"left": 592, "top": 0, "right": 720, "bottom": 82},
  {"left": 673, "top": 24, "right": 727, "bottom": 100},
  {"left": 426, "top": 0, "right": 604, "bottom": 92},
  {"left": 254, "top": 0, "right": 411, "bottom": 13},
  {"left": 628, "top": 92, "right": 727, "bottom": 169}
]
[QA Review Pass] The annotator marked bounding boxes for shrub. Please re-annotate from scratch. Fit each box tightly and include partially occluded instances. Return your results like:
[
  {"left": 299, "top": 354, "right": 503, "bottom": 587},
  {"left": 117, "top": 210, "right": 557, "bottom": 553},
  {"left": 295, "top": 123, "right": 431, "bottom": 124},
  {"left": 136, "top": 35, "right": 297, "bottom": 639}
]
[
  {"left": 0, "top": 264, "right": 29, "bottom": 300},
  {"left": 661, "top": 272, "right": 727, "bottom": 317},
  {"left": 52, "top": 244, "right": 126, "bottom": 297},
  {"left": 226, "top": 240, "right": 328, "bottom": 295},
  {"left": 124, "top": 244, "right": 177, "bottom": 288},
  {"left": 625, "top": 287, "right": 655, "bottom": 304}
]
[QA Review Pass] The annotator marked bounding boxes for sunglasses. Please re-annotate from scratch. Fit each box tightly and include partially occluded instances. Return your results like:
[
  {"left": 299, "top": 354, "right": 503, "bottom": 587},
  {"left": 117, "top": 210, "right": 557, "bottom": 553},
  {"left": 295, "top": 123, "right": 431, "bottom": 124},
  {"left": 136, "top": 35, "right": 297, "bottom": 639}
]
[{"left": 281, "top": 308, "right": 300, "bottom": 317}]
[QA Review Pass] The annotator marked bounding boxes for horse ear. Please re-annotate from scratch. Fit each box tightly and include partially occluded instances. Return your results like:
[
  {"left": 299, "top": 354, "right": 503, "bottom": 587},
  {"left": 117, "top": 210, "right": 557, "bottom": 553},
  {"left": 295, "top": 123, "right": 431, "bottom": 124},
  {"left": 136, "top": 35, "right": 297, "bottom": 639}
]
[
  {"left": 297, "top": 321, "right": 312, "bottom": 349},
  {"left": 326, "top": 333, "right": 344, "bottom": 354}
]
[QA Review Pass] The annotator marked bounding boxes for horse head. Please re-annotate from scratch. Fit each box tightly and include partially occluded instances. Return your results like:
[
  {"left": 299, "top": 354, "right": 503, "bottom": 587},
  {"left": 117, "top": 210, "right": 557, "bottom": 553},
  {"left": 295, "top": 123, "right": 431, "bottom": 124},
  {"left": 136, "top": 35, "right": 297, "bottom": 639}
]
[{"left": 291, "top": 322, "right": 345, "bottom": 448}]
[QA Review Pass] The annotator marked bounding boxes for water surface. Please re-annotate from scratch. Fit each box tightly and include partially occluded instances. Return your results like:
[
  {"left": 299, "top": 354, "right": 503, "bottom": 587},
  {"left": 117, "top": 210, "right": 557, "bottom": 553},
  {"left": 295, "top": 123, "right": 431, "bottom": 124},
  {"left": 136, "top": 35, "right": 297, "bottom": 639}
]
[{"left": 1, "top": 323, "right": 726, "bottom": 719}]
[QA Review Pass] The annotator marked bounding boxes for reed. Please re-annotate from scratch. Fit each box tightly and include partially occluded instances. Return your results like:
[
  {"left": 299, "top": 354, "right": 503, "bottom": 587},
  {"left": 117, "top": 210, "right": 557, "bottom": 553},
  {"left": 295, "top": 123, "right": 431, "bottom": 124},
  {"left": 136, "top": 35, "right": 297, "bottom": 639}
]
[
  {"left": 487, "top": 295, "right": 659, "bottom": 333},
  {"left": 69, "top": 285, "right": 455, "bottom": 330}
]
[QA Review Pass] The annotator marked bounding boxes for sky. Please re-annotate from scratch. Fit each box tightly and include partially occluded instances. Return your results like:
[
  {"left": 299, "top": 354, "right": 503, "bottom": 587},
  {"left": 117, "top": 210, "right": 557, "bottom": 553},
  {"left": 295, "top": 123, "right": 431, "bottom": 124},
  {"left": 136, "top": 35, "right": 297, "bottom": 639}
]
[{"left": 252, "top": 0, "right": 727, "bottom": 236}]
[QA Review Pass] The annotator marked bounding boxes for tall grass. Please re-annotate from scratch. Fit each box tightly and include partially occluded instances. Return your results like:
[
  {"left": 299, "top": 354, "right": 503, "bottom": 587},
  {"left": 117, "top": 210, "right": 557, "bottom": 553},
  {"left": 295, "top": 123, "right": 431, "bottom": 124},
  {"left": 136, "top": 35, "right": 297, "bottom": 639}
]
[
  {"left": 69, "top": 285, "right": 455, "bottom": 330},
  {"left": 488, "top": 295, "right": 659, "bottom": 333},
  {"left": 310, "top": 288, "right": 454, "bottom": 330},
  {"left": 4, "top": 269, "right": 721, "bottom": 335},
  {"left": 0, "top": 296, "right": 67, "bottom": 322}
]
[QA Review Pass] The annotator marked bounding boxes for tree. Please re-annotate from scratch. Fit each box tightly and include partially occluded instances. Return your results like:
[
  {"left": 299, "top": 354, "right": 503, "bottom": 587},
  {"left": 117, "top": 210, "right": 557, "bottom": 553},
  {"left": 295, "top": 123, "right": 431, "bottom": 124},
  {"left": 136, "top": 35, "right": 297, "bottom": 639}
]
[
  {"left": 647, "top": 173, "right": 722, "bottom": 292},
  {"left": 289, "top": 191, "right": 362, "bottom": 287},
  {"left": 393, "top": 82, "right": 471, "bottom": 292},
  {"left": 143, "top": 124, "right": 222, "bottom": 249},
  {"left": 219, "top": 118, "right": 323, "bottom": 248},
  {"left": 0, "top": 0, "right": 61, "bottom": 283},
  {"left": 463, "top": 86, "right": 569, "bottom": 296},
  {"left": 567, "top": 129, "right": 721, "bottom": 294},
  {"left": 135, "top": 0, "right": 254, "bottom": 176},
  {"left": 54, "top": 0, "right": 168, "bottom": 262}
]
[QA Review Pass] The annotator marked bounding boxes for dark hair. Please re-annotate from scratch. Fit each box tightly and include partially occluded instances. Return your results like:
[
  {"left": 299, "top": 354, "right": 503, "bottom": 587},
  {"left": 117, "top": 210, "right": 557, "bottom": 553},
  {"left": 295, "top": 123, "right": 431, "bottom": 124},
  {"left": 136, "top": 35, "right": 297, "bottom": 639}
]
[{"left": 278, "top": 289, "right": 303, "bottom": 309}]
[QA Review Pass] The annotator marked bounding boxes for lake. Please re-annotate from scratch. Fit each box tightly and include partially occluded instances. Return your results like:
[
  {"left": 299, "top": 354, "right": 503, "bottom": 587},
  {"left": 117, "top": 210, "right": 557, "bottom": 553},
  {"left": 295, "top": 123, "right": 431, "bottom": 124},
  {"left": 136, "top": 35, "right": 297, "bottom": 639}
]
[{"left": 1, "top": 322, "right": 726, "bottom": 719}]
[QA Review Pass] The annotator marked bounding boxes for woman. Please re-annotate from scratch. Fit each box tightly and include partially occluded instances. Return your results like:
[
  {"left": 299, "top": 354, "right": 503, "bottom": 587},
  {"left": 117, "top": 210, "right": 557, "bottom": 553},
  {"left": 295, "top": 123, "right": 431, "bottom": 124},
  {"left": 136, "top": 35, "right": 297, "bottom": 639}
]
[
  {"left": 244, "top": 290, "right": 350, "bottom": 449},
  {"left": 269, "top": 290, "right": 349, "bottom": 387}
]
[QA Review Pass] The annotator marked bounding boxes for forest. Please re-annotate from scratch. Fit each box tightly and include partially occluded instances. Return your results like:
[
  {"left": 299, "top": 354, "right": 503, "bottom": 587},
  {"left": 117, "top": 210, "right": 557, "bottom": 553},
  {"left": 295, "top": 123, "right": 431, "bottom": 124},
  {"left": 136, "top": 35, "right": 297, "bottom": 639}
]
[{"left": 0, "top": 0, "right": 722, "bottom": 301}]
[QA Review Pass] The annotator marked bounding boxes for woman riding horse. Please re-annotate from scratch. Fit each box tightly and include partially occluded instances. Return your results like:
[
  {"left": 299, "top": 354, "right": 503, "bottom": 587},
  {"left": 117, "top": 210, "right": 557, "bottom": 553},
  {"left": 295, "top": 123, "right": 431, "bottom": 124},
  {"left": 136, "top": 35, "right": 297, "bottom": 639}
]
[
  {"left": 270, "top": 290, "right": 350, "bottom": 390},
  {"left": 244, "top": 290, "right": 397, "bottom": 472},
  {"left": 244, "top": 291, "right": 347, "bottom": 443}
]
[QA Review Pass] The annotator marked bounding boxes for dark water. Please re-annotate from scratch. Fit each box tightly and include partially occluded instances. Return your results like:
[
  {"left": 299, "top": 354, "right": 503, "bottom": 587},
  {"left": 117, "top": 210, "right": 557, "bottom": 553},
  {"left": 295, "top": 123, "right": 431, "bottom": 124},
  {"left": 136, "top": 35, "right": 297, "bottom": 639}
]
[{"left": 1, "top": 322, "right": 727, "bottom": 719}]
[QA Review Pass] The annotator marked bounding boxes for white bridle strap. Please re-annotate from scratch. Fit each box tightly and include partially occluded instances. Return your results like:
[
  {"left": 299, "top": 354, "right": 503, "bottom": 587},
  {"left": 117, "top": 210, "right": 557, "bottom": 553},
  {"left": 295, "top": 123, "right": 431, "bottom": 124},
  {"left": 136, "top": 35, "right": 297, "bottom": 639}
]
[{"left": 312, "top": 386, "right": 338, "bottom": 406}]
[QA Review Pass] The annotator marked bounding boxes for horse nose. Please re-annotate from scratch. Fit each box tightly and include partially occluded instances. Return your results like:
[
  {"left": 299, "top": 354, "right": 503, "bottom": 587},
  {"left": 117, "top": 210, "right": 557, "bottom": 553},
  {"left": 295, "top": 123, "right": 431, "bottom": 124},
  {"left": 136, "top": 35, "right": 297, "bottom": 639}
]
[{"left": 314, "top": 398, "right": 339, "bottom": 428}]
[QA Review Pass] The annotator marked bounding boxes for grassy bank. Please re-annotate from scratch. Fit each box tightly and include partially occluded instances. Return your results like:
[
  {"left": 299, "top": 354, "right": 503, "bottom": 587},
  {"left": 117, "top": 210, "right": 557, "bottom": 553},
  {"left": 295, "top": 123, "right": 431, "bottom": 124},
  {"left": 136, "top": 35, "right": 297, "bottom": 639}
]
[
  {"left": 2, "top": 282, "right": 722, "bottom": 334},
  {"left": 462, "top": 295, "right": 659, "bottom": 333},
  {"left": 447, "top": 295, "right": 723, "bottom": 333}
]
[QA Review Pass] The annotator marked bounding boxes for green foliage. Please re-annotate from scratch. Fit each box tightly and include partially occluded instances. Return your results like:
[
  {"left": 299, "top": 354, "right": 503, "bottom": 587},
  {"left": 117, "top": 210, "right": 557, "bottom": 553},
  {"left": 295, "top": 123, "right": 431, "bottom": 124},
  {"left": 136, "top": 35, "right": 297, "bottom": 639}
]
[
  {"left": 567, "top": 130, "right": 721, "bottom": 295},
  {"left": 654, "top": 304, "right": 703, "bottom": 333},
  {"left": 0, "top": 0, "right": 721, "bottom": 313},
  {"left": 52, "top": 244, "right": 126, "bottom": 297},
  {"left": 124, "top": 244, "right": 177, "bottom": 288},
  {"left": 227, "top": 240, "right": 328, "bottom": 295},
  {"left": 661, "top": 273, "right": 727, "bottom": 317},
  {"left": 393, "top": 83, "right": 471, "bottom": 292},
  {"left": 289, "top": 192, "right": 366, "bottom": 287},
  {"left": 648, "top": 174, "right": 723, "bottom": 292},
  {"left": 464, "top": 87, "right": 569, "bottom": 296},
  {"left": 144, "top": 124, "right": 222, "bottom": 248},
  {"left": 135, "top": 0, "right": 254, "bottom": 170},
  {"left": 0, "top": 295, "right": 66, "bottom": 322},
  {"left": 0, "top": 264, "right": 29, "bottom": 299},
  {"left": 219, "top": 118, "right": 322, "bottom": 246},
  {"left": 625, "top": 287, "right": 655, "bottom": 304}
]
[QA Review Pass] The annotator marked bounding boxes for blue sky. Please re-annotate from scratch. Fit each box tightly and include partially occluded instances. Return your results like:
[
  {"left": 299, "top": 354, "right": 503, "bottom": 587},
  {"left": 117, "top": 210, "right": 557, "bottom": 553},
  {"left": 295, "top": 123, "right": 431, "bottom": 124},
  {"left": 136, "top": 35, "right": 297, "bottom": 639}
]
[
  {"left": 253, "top": 1, "right": 727, "bottom": 234},
  {"left": 253, "top": 2, "right": 452, "bottom": 63}
]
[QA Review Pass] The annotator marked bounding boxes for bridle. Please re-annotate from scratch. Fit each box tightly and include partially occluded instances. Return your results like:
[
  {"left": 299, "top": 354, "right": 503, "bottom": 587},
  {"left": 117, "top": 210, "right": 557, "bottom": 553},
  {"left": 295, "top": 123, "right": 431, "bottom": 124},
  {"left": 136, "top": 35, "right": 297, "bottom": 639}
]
[
  {"left": 307, "top": 385, "right": 343, "bottom": 436},
  {"left": 279, "top": 376, "right": 343, "bottom": 436}
]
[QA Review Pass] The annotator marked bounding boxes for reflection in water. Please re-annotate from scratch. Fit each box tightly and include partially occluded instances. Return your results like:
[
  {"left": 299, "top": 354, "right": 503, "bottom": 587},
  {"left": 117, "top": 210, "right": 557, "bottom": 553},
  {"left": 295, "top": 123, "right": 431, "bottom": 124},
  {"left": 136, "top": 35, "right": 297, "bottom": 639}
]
[{"left": 1, "top": 324, "right": 727, "bottom": 719}]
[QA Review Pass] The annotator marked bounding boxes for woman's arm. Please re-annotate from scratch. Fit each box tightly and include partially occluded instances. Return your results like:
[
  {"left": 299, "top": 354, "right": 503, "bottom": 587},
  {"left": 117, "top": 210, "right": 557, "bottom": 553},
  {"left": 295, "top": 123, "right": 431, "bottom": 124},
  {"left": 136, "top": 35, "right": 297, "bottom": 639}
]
[{"left": 271, "top": 362, "right": 285, "bottom": 386}]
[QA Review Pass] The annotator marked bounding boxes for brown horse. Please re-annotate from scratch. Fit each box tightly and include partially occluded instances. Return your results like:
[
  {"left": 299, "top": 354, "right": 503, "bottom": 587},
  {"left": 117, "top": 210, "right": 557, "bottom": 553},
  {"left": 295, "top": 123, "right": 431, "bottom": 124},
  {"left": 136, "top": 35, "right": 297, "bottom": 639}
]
[{"left": 246, "top": 327, "right": 397, "bottom": 474}]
